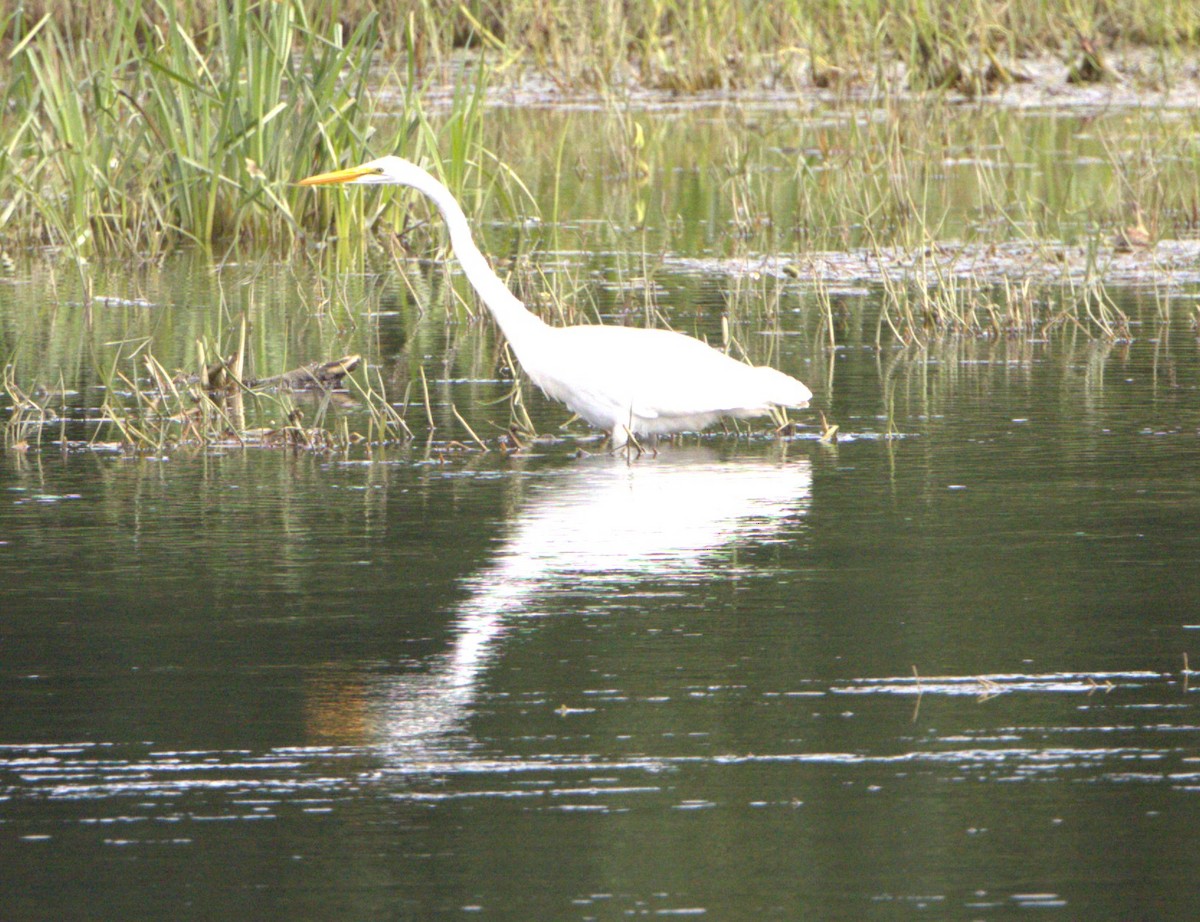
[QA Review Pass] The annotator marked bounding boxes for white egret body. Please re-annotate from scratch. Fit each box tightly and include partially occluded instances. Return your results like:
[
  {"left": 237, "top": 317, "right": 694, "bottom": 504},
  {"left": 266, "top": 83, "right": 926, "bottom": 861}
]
[{"left": 300, "top": 156, "right": 812, "bottom": 447}]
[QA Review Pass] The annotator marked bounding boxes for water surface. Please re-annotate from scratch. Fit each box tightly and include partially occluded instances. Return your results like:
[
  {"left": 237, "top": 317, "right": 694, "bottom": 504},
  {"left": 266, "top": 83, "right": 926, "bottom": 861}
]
[
  {"left": 3, "top": 100, "right": 1200, "bottom": 919},
  {"left": 6, "top": 309, "right": 1200, "bottom": 917}
]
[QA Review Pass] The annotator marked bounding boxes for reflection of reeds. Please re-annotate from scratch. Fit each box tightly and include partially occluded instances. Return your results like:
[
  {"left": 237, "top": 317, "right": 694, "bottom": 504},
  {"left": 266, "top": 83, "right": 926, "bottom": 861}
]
[{"left": 3, "top": 364, "right": 54, "bottom": 450}]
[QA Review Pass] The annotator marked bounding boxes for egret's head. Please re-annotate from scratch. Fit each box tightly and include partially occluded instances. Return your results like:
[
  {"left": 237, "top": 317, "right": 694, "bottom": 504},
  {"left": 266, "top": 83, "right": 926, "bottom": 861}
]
[{"left": 298, "top": 155, "right": 422, "bottom": 187}]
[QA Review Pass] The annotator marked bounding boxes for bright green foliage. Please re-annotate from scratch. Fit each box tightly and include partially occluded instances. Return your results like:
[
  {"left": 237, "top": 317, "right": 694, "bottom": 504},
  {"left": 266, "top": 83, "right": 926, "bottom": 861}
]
[{"left": 0, "top": 0, "right": 379, "bottom": 254}]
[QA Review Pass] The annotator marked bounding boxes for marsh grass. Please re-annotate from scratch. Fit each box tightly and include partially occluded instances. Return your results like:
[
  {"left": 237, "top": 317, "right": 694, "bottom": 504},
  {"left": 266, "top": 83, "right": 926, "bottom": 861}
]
[
  {"left": 4, "top": 315, "right": 415, "bottom": 453},
  {"left": 3, "top": 0, "right": 1196, "bottom": 257},
  {"left": 1, "top": 0, "right": 380, "bottom": 255},
  {"left": 367, "top": 0, "right": 1199, "bottom": 91},
  {"left": 3, "top": 1, "right": 1197, "bottom": 264},
  {"left": 9, "top": 1, "right": 1198, "bottom": 86}
]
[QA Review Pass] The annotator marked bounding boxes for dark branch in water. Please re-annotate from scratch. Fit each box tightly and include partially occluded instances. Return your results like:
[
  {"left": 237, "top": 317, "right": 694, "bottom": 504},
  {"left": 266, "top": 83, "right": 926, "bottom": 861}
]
[
  {"left": 175, "top": 355, "right": 362, "bottom": 392},
  {"left": 247, "top": 355, "right": 362, "bottom": 391}
]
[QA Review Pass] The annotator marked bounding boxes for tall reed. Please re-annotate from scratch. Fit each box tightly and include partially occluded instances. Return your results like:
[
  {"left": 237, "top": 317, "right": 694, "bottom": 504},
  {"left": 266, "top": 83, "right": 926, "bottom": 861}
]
[{"left": 1, "top": 0, "right": 379, "bottom": 255}]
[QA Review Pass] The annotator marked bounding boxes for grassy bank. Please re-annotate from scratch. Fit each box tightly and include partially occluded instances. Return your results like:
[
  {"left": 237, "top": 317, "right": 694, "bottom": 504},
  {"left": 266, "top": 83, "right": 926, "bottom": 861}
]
[
  {"left": 8, "top": 0, "right": 1200, "bottom": 91},
  {"left": 1, "top": 0, "right": 1198, "bottom": 255}
]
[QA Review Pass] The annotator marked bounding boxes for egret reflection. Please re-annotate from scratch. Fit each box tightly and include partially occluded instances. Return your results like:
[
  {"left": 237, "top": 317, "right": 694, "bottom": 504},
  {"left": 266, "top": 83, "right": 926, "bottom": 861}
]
[{"left": 368, "top": 449, "right": 812, "bottom": 763}]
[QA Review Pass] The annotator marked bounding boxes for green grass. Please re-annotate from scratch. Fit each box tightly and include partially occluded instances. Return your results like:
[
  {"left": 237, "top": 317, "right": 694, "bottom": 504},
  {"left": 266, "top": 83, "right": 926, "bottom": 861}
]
[
  {"left": 294, "top": 0, "right": 1200, "bottom": 91},
  {"left": 1, "top": 0, "right": 1197, "bottom": 257},
  {"left": 0, "top": 0, "right": 380, "bottom": 255},
  {"left": 0, "top": 0, "right": 544, "bottom": 257}
]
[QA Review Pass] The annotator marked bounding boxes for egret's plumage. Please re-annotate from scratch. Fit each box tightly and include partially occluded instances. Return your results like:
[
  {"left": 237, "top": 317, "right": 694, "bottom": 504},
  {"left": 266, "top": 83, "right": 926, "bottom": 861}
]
[{"left": 300, "top": 155, "right": 812, "bottom": 447}]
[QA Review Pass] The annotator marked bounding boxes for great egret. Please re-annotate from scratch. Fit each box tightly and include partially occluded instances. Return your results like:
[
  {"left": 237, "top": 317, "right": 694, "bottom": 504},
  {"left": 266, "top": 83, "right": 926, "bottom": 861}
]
[{"left": 299, "top": 156, "right": 812, "bottom": 448}]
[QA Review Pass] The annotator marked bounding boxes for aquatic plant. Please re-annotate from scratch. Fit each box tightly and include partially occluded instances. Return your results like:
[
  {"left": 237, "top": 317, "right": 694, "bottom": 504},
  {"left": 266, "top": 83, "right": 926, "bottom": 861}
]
[
  {"left": 0, "top": 0, "right": 1195, "bottom": 414},
  {"left": 0, "top": 0, "right": 379, "bottom": 255}
]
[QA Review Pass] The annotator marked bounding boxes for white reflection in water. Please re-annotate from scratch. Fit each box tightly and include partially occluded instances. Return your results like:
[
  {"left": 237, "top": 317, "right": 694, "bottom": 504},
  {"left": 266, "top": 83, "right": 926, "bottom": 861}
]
[{"left": 370, "top": 448, "right": 812, "bottom": 763}]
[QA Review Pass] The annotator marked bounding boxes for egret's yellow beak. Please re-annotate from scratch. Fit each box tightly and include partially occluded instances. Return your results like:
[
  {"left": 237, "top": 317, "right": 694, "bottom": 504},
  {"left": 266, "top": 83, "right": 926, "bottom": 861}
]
[{"left": 297, "top": 164, "right": 378, "bottom": 186}]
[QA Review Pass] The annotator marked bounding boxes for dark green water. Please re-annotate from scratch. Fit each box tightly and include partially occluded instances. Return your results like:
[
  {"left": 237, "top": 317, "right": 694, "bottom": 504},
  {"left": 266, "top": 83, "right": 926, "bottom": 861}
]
[
  {"left": 4, "top": 289, "right": 1200, "bottom": 918},
  {"left": 4, "top": 101, "right": 1200, "bottom": 919}
]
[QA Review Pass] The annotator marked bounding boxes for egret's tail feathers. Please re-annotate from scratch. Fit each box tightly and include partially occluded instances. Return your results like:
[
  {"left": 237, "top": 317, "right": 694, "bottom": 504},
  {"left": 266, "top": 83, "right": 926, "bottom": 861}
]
[{"left": 754, "top": 366, "right": 813, "bottom": 407}]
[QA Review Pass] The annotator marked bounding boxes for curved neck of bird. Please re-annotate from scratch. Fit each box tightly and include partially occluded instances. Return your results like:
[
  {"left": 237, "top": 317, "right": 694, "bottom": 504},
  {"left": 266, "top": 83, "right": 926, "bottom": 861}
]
[{"left": 408, "top": 170, "right": 548, "bottom": 348}]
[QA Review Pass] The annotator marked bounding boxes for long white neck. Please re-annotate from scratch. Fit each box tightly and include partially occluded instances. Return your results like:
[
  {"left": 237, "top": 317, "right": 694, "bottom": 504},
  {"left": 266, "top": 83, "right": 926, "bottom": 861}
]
[{"left": 406, "top": 170, "right": 549, "bottom": 348}]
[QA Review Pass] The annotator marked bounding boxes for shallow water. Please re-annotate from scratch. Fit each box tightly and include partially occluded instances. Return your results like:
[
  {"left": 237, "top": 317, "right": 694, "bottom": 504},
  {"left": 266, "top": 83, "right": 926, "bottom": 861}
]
[
  {"left": 5, "top": 97, "right": 1200, "bottom": 917},
  {"left": 5, "top": 298, "right": 1200, "bottom": 917}
]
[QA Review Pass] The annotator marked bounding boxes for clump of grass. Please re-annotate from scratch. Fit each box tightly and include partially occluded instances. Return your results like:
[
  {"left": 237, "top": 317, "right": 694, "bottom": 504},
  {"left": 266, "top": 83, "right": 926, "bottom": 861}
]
[
  {"left": 5, "top": 329, "right": 413, "bottom": 454},
  {"left": 399, "top": 0, "right": 1199, "bottom": 91},
  {"left": 890, "top": 0, "right": 1030, "bottom": 94},
  {"left": 1, "top": 0, "right": 379, "bottom": 256}
]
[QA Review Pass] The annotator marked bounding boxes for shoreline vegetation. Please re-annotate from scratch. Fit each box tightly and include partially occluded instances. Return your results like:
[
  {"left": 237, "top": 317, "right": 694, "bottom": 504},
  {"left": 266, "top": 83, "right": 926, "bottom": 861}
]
[
  {"left": 0, "top": 0, "right": 1197, "bottom": 255},
  {"left": 7, "top": 0, "right": 1200, "bottom": 90},
  {"left": 2, "top": 1, "right": 1199, "bottom": 452}
]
